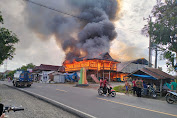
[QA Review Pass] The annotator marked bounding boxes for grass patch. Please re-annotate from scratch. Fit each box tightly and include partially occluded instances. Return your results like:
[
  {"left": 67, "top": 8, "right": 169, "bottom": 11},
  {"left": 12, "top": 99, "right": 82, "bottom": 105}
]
[{"left": 113, "top": 85, "right": 126, "bottom": 93}]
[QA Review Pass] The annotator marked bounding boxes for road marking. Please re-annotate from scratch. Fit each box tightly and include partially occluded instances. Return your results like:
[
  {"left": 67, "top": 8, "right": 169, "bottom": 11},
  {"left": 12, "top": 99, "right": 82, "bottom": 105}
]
[
  {"left": 56, "top": 89, "right": 67, "bottom": 92},
  {"left": 116, "top": 93, "right": 125, "bottom": 95},
  {"left": 19, "top": 88, "right": 96, "bottom": 118},
  {"left": 96, "top": 97, "right": 177, "bottom": 117}
]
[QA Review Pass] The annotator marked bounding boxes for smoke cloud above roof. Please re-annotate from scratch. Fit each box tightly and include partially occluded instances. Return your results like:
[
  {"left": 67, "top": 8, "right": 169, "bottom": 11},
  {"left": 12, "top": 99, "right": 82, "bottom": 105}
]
[{"left": 24, "top": 0, "right": 119, "bottom": 61}]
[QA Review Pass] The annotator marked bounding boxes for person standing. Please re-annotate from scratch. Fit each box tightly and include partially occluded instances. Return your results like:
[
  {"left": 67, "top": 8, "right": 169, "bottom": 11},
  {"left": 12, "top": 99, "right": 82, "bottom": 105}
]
[
  {"left": 125, "top": 80, "right": 130, "bottom": 94},
  {"left": 135, "top": 79, "right": 143, "bottom": 97},
  {"left": 143, "top": 81, "right": 147, "bottom": 96},
  {"left": 170, "top": 79, "right": 177, "bottom": 92},
  {"left": 132, "top": 79, "right": 137, "bottom": 95}
]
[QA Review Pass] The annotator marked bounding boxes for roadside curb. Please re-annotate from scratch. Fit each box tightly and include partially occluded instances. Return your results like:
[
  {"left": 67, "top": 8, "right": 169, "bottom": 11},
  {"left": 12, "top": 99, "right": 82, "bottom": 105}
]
[{"left": 4, "top": 84, "right": 96, "bottom": 118}]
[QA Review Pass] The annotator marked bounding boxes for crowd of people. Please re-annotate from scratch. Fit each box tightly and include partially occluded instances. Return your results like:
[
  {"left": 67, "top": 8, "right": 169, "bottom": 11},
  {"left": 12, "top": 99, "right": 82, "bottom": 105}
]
[
  {"left": 125, "top": 78, "right": 177, "bottom": 97},
  {"left": 100, "top": 77, "right": 177, "bottom": 97},
  {"left": 131, "top": 79, "right": 144, "bottom": 97}
]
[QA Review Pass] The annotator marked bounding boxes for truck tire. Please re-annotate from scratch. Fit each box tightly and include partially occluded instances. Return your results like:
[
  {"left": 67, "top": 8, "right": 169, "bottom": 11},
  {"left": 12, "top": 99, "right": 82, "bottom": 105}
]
[
  {"left": 15, "top": 82, "right": 19, "bottom": 87},
  {"left": 27, "top": 84, "right": 31, "bottom": 87},
  {"left": 15, "top": 82, "right": 17, "bottom": 87},
  {"left": 13, "top": 82, "right": 15, "bottom": 86}
]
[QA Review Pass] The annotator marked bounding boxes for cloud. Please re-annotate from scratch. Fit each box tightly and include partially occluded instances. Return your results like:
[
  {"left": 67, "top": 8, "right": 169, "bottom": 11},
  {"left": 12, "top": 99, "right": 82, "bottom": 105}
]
[
  {"left": 0, "top": 0, "right": 65, "bottom": 71},
  {"left": 1, "top": 0, "right": 172, "bottom": 75},
  {"left": 111, "top": 0, "right": 156, "bottom": 61}
]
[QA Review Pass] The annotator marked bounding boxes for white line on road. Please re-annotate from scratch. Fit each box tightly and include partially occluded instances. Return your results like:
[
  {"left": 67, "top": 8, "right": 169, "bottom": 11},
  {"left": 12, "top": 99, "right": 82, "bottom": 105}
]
[
  {"left": 56, "top": 89, "right": 67, "bottom": 92},
  {"left": 97, "top": 97, "right": 177, "bottom": 117},
  {"left": 19, "top": 88, "right": 96, "bottom": 118},
  {"left": 116, "top": 92, "right": 125, "bottom": 95}
]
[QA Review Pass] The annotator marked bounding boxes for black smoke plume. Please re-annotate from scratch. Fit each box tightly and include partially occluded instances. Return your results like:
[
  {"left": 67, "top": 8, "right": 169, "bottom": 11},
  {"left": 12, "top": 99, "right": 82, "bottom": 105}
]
[{"left": 25, "top": 0, "right": 119, "bottom": 61}]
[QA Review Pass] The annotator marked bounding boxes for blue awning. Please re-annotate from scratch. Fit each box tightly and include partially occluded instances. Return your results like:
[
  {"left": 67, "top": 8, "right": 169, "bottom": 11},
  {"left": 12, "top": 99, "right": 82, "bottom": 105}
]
[{"left": 132, "top": 74, "right": 157, "bottom": 80}]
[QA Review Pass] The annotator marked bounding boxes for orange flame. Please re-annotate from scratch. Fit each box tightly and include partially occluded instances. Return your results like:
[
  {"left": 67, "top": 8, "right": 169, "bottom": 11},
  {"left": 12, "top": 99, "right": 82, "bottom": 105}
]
[{"left": 63, "top": 59, "right": 119, "bottom": 72}]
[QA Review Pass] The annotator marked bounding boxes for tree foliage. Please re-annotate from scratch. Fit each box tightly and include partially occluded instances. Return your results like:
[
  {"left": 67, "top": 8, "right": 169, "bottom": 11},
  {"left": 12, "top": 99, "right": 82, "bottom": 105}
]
[
  {"left": 17, "top": 63, "right": 36, "bottom": 71},
  {"left": 142, "top": 0, "right": 177, "bottom": 69},
  {"left": 0, "top": 11, "right": 3, "bottom": 23},
  {"left": 6, "top": 63, "right": 36, "bottom": 78},
  {"left": 0, "top": 11, "right": 19, "bottom": 65}
]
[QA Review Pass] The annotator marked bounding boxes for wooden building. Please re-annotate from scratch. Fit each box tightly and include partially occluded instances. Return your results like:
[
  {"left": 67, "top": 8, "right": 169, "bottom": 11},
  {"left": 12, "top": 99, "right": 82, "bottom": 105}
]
[{"left": 63, "top": 52, "right": 120, "bottom": 81}]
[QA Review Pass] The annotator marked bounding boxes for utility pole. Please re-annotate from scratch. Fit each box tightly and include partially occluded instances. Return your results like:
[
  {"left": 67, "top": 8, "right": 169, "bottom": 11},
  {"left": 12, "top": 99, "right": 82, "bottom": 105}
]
[
  {"left": 4, "top": 59, "right": 7, "bottom": 79},
  {"left": 155, "top": 47, "right": 158, "bottom": 68},
  {"left": 148, "top": 16, "right": 152, "bottom": 67}
]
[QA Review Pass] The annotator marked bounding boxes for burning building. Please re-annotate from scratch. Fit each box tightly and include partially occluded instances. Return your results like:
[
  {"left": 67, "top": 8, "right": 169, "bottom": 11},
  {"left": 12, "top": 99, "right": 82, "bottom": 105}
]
[
  {"left": 63, "top": 55, "right": 149, "bottom": 82},
  {"left": 63, "top": 52, "right": 120, "bottom": 81}
]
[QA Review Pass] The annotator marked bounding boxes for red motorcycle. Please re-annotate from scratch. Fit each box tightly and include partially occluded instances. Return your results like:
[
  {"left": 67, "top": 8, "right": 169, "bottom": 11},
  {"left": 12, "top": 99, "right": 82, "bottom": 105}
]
[{"left": 98, "top": 86, "right": 116, "bottom": 97}]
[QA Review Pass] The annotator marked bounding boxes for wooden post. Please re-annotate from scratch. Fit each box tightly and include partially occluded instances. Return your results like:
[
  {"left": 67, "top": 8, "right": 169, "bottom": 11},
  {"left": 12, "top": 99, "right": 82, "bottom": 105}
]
[
  {"left": 109, "top": 71, "right": 110, "bottom": 82},
  {"left": 109, "top": 62, "right": 111, "bottom": 82},
  {"left": 97, "top": 60, "right": 99, "bottom": 78},
  {"left": 103, "top": 62, "right": 104, "bottom": 79},
  {"left": 160, "top": 79, "right": 162, "bottom": 97}
]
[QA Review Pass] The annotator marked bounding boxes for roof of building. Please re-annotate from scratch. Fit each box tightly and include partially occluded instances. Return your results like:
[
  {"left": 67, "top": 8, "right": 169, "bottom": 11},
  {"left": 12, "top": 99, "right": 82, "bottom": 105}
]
[
  {"left": 117, "top": 58, "right": 148, "bottom": 72},
  {"left": 127, "top": 67, "right": 175, "bottom": 80},
  {"left": 33, "top": 64, "right": 65, "bottom": 72},
  {"left": 65, "top": 52, "right": 120, "bottom": 63}
]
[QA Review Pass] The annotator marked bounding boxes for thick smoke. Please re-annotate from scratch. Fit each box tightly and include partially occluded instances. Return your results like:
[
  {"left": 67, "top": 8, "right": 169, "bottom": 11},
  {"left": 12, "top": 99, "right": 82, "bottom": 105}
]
[{"left": 25, "top": 0, "right": 119, "bottom": 61}]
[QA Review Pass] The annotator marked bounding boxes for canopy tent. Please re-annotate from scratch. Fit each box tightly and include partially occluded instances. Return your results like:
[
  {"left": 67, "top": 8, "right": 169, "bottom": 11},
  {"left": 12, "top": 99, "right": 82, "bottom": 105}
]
[
  {"left": 127, "top": 67, "right": 175, "bottom": 96},
  {"left": 64, "top": 72, "right": 79, "bottom": 82},
  {"left": 132, "top": 74, "right": 157, "bottom": 80}
]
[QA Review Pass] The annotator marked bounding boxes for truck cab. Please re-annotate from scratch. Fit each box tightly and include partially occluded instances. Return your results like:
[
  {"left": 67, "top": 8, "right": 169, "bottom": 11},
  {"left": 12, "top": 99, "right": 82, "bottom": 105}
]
[{"left": 13, "top": 70, "right": 33, "bottom": 87}]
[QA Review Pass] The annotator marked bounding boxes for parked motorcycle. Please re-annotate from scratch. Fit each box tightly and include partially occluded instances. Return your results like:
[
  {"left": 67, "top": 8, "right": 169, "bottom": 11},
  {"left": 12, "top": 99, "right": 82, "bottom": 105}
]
[
  {"left": 0, "top": 103, "right": 24, "bottom": 117},
  {"left": 141, "top": 85, "right": 157, "bottom": 98},
  {"left": 166, "top": 91, "right": 177, "bottom": 104},
  {"left": 98, "top": 86, "right": 116, "bottom": 97}
]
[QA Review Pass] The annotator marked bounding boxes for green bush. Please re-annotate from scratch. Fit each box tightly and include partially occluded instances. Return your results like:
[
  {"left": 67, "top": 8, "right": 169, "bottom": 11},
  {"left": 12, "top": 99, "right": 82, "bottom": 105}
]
[{"left": 113, "top": 85, "right": 126, "bottom": 93}]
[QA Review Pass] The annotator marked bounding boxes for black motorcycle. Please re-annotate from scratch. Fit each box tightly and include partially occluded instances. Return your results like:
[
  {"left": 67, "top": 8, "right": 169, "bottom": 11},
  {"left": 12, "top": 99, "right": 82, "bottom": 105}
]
[
  {"left": 0, "top": 103, "right": 24, "bottom": 117},
  {"left": 166, "top": 91, "right": 177, "bottom": 104},
  {"left": 98, "top": 86, "right": 116, "bottom": 97},
  {"left": 141, "top": 85, "right": 157, "bottom": 98}
]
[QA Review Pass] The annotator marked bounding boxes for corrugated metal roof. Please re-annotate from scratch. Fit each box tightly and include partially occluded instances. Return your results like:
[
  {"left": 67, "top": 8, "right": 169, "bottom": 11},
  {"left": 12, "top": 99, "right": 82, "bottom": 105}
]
[
  {"left": 117, "top": 61, "right": 131, "bottom": 72},
  {"left": 65, "top": 52, "right": 120, "bottom": 63},
  {"left": 117, "top": 58, "right": 148, "bottom": 72},
  {"left": 33, "top": 64, "right": 65, "bottom": 72},
  {"left": 128, "top": 67, "right": 174, "bottom": 80},
  {"left": 141, "top": 67, "right": 174, "bottom": 79}
]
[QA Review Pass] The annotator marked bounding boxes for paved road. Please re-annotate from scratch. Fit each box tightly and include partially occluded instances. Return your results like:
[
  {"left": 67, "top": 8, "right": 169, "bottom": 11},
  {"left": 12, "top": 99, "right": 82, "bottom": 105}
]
[
  {"left": 0, "top": 84, "right": 78, "bottom": 118},
  {"left": 1, "top": 81, "right": 177, "bottom": 118}
]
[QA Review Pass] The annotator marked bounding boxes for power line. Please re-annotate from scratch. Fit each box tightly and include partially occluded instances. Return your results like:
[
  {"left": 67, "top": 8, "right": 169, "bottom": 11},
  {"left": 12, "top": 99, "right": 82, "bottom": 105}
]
[
  {"left": 24, "top": 0, "right": 92, "bottom": 22},
  {"left": 23, "top": 0, "right": 143, "bottom": 33},
  {"left": 24, "top": 0, "right": 176, "bottom": 36}
]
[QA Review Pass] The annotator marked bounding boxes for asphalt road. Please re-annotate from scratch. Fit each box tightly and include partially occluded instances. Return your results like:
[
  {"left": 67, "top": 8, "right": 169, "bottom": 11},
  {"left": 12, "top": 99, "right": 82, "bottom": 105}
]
[
  {"left": 0, "top": 84, "right": 78, "bottom": 118},
  {"left": 1, "top": 81, "right": 177, "bottom": 118}
]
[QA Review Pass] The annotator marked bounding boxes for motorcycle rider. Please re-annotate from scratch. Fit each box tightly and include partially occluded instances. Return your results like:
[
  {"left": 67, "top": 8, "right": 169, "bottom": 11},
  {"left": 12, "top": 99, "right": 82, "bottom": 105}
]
[
  {"left": 103, "top": 78, "right": 109, "bottom": 96},
  {"left": 99, "top": 77, "right": 103, "bottom": 88}
]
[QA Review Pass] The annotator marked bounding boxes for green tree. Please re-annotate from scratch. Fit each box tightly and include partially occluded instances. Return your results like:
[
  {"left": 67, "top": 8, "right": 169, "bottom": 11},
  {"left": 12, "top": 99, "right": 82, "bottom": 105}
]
[
  {"left": 6, "top": 70, "right": 16, "bottom": 79},
  {"left": 0, "top": 11, "right": 19, "bottom": 65},
  {"left": 6, "top": 63, "right": 36, "bottom": 78},
  {"left": 18, "top": 63, "right": 36, "bottom": 71},
  {"left": 142, "top": 0, "right": 177, "bottom": 70}
]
